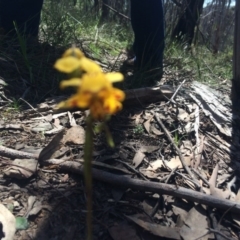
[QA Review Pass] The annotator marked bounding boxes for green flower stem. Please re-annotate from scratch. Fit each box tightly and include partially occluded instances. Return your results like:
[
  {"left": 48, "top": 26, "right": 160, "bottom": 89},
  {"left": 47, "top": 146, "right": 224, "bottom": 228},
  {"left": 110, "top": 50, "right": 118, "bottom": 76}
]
[
  {"left": 84, "top": 116, "right": 94, "bottom": 240},
  {"left": 104, "top": 123, "right": 115, "bottom": 148}
]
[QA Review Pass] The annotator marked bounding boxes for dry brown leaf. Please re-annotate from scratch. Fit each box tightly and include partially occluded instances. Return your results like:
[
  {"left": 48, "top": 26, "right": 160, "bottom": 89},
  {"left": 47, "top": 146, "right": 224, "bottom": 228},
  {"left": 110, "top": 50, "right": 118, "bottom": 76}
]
[
  {"left": 142, "top": 199, "right": 157, "bottom": 216},
  {"left": 140, "top": 160, "right": 163, "bottom": 179},
  {"left": 143, "top": 119, "right": 151, "bottom": 134},
  {"left": 172, "top": 205, "right": 188, "bottom": 222},
  {"left": 208, "top": 163, "right": 219, "bottom": 187},
  {"left": 38, "top": 130, "right": 65, "bottom": 163},
  {"left": 67, "top": 111, "right": 77, "bottom": 126},
  {"left": 167, "top": 156, "right": 191, "bottom": 170},
  {"left": 202, "top": 187, "right": 211, "bottom": 195},
  {"left": 209, "top": 185, "right": 231, "bottom": 199},
  {"left": 133, "top": 113, "right": 142, "bottom": 125},
  {"left": 232, "top": 213, "right": 240, "bottom": 228},
  {"left": 108, "top": 223, "right": 140, "bottom": 240},
  {"left": 63, "top": 126, "right": 85, "bottom": 145},
  {"left": 150, "top": 125, "right": 163, "bottom": 136},
  {"left": 167, "top": 156, "right": 182, "bottom": 169},
  {"left": 126, "top": 215, "right": 181, "bottom": 239},
  {"left": 232, "top": 189, "right": 240, "bottom": 227},
  {"left": 25, "top": 196, "right": 42, "bottom": 218},
  {"left": 177, "top": 109, "right": 190, "bottom": 123},
  {"left": 4, "top": 159, "right": 37, "bottom": 179},
  {"left": 235, "top": 188, "right": 240, "bottom": 202},
  {"left": 217, "top": 173, "right": 231, "bottom": 186},
  {"left": 180, "top": 205, "right": 209, "bottom": 240},
  {"left": 184, "top": 122, "right": 194, "bottom": 133},
  {"left": 143, "top": 115, "right": 153, "bottom": 134},
  {"left": 180, "top": 140, "right": 193, "bottom": 155},
  {"left": 53, "top": 118, "right": 61, "bottom": 128},
  {"left": 140, "top": 145, "right": 159, "bottom": 153},
  {"left": 132, "top": 150, "right": 145, "bottom": 168}
]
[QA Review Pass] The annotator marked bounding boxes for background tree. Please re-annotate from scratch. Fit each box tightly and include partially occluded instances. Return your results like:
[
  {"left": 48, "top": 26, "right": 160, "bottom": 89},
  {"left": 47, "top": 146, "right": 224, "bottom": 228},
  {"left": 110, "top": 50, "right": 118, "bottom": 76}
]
[
  {"left": 171, "top": 0, "right": 205, "bottom": 46},
  {"left": 232, "top": 0, "right": 240, "bottom": 103}
]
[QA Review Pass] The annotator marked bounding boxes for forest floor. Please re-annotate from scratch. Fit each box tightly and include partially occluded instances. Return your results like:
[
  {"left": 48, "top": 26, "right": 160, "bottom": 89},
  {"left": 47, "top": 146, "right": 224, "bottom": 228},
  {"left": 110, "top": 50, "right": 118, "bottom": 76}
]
[{"left": 0, "top": 39, "right": 240, "bottom": 240}]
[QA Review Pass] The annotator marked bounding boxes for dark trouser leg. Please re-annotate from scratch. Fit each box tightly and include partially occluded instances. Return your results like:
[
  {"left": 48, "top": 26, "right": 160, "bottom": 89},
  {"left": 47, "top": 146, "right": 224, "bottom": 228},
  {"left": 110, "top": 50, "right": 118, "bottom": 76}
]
[
  {"left": 131, "top": 0, "right": 165, "bottom": 73},
  {"left": 0, "top": 0, "right": 44, "bottom": 37}
]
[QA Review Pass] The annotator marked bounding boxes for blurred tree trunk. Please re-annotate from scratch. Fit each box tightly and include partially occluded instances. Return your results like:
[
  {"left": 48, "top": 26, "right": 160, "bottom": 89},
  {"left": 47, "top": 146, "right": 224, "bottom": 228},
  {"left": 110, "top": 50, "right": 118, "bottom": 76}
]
[
  {"left": 100, "top": 0, "right": 110, "bottom": 22},
  {"left": 232, "top": 0, "right": 240, "bottom": 103},
  {"left": 171, "top": 0, "right": 204, "bottom": 45}
]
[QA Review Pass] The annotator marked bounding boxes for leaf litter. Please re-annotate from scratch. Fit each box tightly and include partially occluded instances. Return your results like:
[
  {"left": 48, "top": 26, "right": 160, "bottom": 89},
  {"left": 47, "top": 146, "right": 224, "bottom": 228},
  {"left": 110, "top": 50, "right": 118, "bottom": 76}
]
[{"left": 0, "top": 65, "right": 239, "bottom": 239}]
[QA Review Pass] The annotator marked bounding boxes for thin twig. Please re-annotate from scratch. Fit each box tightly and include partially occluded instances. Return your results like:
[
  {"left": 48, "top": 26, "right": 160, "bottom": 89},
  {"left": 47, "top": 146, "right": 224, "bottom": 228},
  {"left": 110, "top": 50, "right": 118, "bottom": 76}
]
[
  {"left": 208, "top": 228, "right": 235, "bottom": 240},
  {"left": 102, "top": 3, "right": 131, "bottom": 21},
  {"left": 165, "top": 166, "right": 178, "bottom": 183},
  {"left": 194, "top": 135, "right": 205, "bottom": 169},
  {"left": 113, "top": 159, "right": 149, "bottom": 181},
  {"left": 150, "top": 196, "right": 162, "bottom": 218},
  {"left": 192, "top": 168, "right": 209, "bottom": 187},
  {"left": 19, "top": 98, "right": 46, "bottom": 119},
  {"left": 209, "top": 211, "right": 223, "bottom": 240},
  {"left": 154, "top": 113, "right": 200, "bottom": 189},
  {"left": 167, "top": 79, "right": 186, "bottom": 104},
  {"left": 218, "top": 204, "right": 236, "bottom": 227},
  {"left": 159, "top": 80, "right": 186, "bottom": 108}
]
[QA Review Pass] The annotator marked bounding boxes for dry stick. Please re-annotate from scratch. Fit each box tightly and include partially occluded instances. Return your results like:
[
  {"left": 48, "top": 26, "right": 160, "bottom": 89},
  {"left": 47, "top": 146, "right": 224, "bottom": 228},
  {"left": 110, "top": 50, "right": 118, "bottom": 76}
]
[
  {"left": 0, "top": 145, "right": 38, "bottom": 159},
  {"left": 194, "top": 135, "right": 205, "bottom": 169},
  {"left": 102, "top": 3, "right": 131, "bottom": 21},
  {"left": 154, "top": 113, "right": 201, "bottom": 189},
  {"left": 44, "top": 159, "right": 240, "bottom": 214},
  {"left": 191, "top": 168, "right": 210, "bottom": 187},
  {"left": 113, "top": 159, "right": 149, "bottom": 181},
  {"left": 77, "top": 159, "right": 130, "bottom": 175},
  {"left": 194, "top": 105, "right": 200, "bottom": 168},
  {"left": 19, "top": 98, "right": 45, "bottom": 119},
  {"left": 165, "top": 166, "right": 178, "bottom": 184},
  {"left": 167, "top": 79, "right": 186, "bottom": 104}
]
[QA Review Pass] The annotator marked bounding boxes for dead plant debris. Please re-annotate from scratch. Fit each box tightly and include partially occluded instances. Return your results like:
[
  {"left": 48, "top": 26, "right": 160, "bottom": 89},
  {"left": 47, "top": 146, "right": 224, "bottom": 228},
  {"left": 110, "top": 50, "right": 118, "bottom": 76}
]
[{"left": 0, "top": 65, "right": 239, "bottom": 240}]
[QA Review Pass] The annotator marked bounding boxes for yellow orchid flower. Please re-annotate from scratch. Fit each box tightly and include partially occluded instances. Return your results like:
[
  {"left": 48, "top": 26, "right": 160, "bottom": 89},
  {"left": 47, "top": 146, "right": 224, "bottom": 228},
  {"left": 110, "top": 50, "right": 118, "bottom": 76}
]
[
  {"left": 58, "top": 74, "right": 125, "bottom": 119},
  {"left": 62, "top": 47, "right": 84, "bottom": 59},
  {"left": 56, "top": 47, "right": 125, "bottom": 120},
  {"left": 54, "top": 56, "right": 81, "bottom": 73},
  {"left": 79, "top": 57, "right": 102, "bottom": 73},
  {"left": 54, "top": 47, "right": 102, "bottom": 74},
  {"left": 60, "top": 72, "right": 123, "bottom": 92}
]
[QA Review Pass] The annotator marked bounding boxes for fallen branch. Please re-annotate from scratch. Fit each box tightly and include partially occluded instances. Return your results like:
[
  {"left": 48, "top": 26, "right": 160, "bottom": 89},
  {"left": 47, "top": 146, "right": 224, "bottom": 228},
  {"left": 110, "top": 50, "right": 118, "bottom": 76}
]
[
  {"left": 124, "top": 86, "right": 174, "bottom": 106},
  {"left": 44, "top": 159, "right": 240, "bottom": 214},
  {"left": 154, "top": 113, "right": 201, "bottom": 189},
  {"left": 0, "top": 146, "right": 38, "bottom": 159}
]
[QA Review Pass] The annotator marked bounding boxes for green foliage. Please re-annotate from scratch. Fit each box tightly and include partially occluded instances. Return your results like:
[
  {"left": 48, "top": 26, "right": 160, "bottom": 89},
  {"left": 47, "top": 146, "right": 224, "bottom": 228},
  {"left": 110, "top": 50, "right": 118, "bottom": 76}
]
[
  {"left": 164, "top": 41, "right": 233, "bottom": 86},
  {"left": 133, "top": 124, "right": 145, "bottom": 135},
  {"left": 8, "top": 98, "right": 22, "bottom": 111},
  {"left": 15, "top": 217, "right": 29, "bottom": 230}
]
